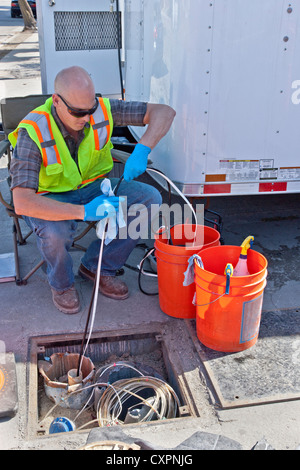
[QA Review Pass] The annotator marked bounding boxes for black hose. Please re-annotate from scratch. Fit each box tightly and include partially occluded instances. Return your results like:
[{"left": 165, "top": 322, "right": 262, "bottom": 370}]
[
  {"left": 77, "top": 277, "right": 97, "bottom": 377},
  {"left": 114, "top": 175, "right": 124, "bottom": 196},
  {"left": 138, "top": 248, "right": 158, "bottom": 296}
]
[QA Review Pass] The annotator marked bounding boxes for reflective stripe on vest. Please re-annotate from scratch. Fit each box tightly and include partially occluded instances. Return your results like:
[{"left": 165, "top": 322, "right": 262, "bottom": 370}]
[
  {"left": 20, "top": 111, "right": 61, "bottom": 168},
  {"left": 77, "top": 172, "right": 108, "bottom": 189},
  {"left": 90, "top": 98, "right": 110, "bottom": 150}
]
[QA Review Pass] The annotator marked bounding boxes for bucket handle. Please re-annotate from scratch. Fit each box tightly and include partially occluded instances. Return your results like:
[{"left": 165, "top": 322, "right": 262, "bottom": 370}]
[
  {"left": 192, "top": 262, "right": 233, "bottom": 307},
  {"left": 193, "top": 292, "right": 226, "bottom": 307},
  {"left": 194, "top": 278, "right": 267, "bottom": 308}
]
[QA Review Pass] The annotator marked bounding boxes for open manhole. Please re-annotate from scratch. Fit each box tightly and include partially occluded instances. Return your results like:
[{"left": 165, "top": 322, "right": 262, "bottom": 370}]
[{"left": 28, "top": 324, "right": 193, "bottom": 439}]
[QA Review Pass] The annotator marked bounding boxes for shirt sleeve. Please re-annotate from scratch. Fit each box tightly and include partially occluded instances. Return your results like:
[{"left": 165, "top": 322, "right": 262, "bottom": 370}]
[
  {"left": 109, "top": 99, "right": 147, "bottom": 127},
  {"left": 9, "top": 128, "right": 41, "bottom": 191}
]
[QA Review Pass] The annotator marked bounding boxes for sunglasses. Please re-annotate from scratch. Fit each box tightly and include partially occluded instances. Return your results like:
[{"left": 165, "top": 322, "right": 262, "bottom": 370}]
[{"left": 57, "top": 94, "right": 99, "bottom": 118}]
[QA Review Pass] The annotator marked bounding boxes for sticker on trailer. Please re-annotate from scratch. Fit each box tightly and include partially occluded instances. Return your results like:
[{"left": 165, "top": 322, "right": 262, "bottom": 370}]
[
  {"left": 259, "top": 168, "right": 278, "bottom": 180},
  {"left": 279, "top": 167, "right": 300, "bottom": 180},
  {"left": 219, "top": 160, "right": 260, "bottom": 182},
  {"left": 260, "top": 159, "right": 274, "bottom": 169}
]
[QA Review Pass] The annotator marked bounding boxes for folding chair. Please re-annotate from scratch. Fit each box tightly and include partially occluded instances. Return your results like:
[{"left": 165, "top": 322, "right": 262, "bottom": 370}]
[{"left": 0, "top": 94, "right": 101, "bottom": 285}]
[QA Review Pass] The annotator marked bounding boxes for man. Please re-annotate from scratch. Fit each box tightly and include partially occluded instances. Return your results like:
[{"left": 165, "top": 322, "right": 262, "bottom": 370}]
[{"left": 9, "top": 66, "right": 176, "bottom": 314}]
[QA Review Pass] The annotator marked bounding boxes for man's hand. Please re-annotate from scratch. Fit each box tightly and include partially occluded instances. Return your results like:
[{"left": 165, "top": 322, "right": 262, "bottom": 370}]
[
  {"left": 83, "top": 194, "right": 122, "bottom": 221},
  {"left": 123, "top": 143, "right": 151, "bottom": 182}
]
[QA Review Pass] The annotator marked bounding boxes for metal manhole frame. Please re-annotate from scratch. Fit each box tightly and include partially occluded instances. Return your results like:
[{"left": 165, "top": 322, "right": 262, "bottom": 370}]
[{"left": 27, "top": 322, "right": 195, "bottom": 440}]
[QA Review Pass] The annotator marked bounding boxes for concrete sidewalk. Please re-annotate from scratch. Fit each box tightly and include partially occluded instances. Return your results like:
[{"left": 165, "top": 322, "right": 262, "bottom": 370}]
[
  {"left": 0, "top": 28, "right": 41, "bottom": 120},
  {"left": 0, "top": 28, "right": 299, "bottom": 451}
]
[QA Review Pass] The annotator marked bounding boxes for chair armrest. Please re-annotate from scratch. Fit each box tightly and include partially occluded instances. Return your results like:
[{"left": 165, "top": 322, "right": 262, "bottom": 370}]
[
  {"left": 111, "top": 148, "right": 153, "bottom": 165},
  {"left": 111, "top": 148, "right": 131, "bottom": 164},
  {"left": 0, "top": 189, "right": 14, "bottom": 211},
  {"left": 0, "top": 139, "right": 10, "bottom": 158}
]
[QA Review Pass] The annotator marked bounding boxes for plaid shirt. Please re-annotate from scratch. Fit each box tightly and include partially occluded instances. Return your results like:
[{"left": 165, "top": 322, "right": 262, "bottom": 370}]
[{"left": 10, "top": 99, "right": 147, "bottom": 191}]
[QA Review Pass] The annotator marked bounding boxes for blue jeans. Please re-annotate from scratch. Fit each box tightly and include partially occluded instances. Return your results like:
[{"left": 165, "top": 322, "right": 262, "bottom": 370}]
[{"left": 23, "top": 179, "right": 162, "bottom": 292}]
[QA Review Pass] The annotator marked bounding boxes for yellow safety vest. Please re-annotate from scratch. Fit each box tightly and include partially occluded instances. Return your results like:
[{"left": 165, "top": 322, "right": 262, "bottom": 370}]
[{"left": 9, "top": 97, "right": 114, "bottom": 193}]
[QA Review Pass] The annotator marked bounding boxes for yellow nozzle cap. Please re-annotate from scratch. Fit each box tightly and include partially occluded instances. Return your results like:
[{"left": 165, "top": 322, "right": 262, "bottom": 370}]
[{"left": 240, "top": 236, "right": 254, "bottom": 255}]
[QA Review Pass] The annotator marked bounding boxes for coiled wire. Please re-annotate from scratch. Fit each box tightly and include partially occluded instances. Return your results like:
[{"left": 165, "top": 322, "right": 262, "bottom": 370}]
[
  {"left": 39, "top": 361, "right": 181, "bottom": 431},
  {"left": 96, "top": 375, "right": 181, "bottom": 427}
]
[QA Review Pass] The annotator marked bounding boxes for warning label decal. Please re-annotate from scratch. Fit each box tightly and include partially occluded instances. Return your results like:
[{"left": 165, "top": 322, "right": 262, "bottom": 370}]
[
  {"left": 279, "top": 167, "right": 300, "bottom": 180},
  {"left": 240, "top": 294, "right": 264, "bottom": 344},
  {"left": 219, "top": 160, "right": 260, "bottom": 182}
]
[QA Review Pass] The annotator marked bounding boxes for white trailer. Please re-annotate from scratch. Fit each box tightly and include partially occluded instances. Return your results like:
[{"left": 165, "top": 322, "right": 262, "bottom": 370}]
[{"left": 37, "top": 0, "right": 300, "bottom": 196}]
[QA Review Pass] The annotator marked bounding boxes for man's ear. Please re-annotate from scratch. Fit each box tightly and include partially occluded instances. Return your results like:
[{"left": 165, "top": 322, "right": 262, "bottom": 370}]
[{"left": 52, "top": 94, "right": 59, "bottom": 107}]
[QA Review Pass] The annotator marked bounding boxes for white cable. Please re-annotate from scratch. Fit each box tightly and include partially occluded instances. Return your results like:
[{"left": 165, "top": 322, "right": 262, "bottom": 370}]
[
  {"left": 79, "top": 218, "right": 108, "bottom": 372},
  {"left": 75, "top": 362, "right": 146, "bottom": 422},
  {"left": 138, "top": 247, "right": 157, "bottom": 277},
  {"left": 97, "top": 361, "right": 146, "bottom": 380},
  {"left": 146, "top": 168, "right": 198, "bottom": 228},
  {"left": 96, "top": 376, "right": 181, "bottom": 426},
  {"left": 138, "top": 168, "right": 200, "bottom": 279},
  {"left": 97, "top": 381, "right": 123, "bottom": 426}
]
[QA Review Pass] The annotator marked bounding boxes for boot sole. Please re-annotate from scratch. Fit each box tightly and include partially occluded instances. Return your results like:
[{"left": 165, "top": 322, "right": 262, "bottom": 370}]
[
  {"left": 99, "top": 287, "right": 129, "bottom": 300},
  {"left": 52, "top": 298, "right": 81, "bottom": 315},
  {"left": 79, "top": 267, "right": 129, "bottom": 300}
]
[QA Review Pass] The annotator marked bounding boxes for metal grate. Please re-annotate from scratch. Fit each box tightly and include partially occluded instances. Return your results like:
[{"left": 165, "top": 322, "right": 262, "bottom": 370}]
[{"left": 54, "top": 11, "right": 121, "bottom": 52}]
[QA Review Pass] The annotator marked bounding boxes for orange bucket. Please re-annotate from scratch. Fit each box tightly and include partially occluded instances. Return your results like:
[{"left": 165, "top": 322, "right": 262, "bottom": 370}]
[
  {"left": 194, "top": 245, "right": 268, "bottom": 352},
  {"left": 154, "top": 224, "right": 220, "bottom": 319}
]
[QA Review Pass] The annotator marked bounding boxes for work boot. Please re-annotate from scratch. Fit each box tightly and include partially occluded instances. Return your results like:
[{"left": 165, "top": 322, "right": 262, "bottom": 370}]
[
  {"left": 78, "top": 264, "right": 129, "bottom": 300},
  {"left": 51, "top": 286, "right": 81, "bottom": 314}
]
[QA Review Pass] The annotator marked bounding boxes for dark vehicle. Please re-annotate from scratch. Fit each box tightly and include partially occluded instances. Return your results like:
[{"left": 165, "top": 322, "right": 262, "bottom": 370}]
[{"left": 11, "top": 1, "right": 37, "bottom": 19}]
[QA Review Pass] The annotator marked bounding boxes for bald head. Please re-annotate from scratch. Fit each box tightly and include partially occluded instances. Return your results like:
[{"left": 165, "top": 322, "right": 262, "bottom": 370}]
[
  {"left": 52, "top": 66, "right": 97, "bottom": 132},
  {"left": 54, "top": 66, "right": 95, "bottom": 97}
]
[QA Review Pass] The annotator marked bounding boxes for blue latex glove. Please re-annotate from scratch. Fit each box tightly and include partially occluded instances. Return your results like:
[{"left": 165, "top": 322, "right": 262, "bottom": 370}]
[
  {"left": 123, "top": 143, "right": 151, "bottom": 182},
  {"left": 83, "top": 194, "right": 122, "bottom": 221}
]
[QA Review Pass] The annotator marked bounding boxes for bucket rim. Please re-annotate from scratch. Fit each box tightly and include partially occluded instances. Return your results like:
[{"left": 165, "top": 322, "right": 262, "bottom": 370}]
[
  {"left": 194, "top": 245, "right": 268, "bottom": 277},
  {"left": 154, "top": 240, "right": 206, "bottom": 255},
  {"left": 154, "top": 224, "right": 220, "bottom": 253},
  {"left": 155, "top": 223, "right": 220, "bottom": 239}
]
